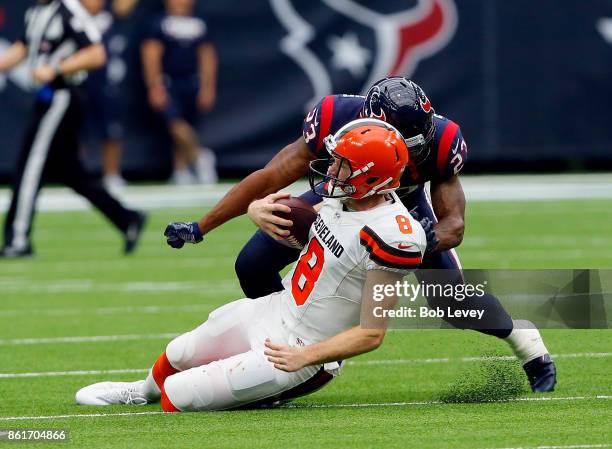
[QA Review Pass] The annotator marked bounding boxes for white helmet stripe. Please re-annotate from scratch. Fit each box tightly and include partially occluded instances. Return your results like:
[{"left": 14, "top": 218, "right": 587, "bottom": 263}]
[
  {"left": 361, "top": 177, "right": 394, "bottom": 198},
  {"left": 350, "top": 161, "right": 375, "bottom": 178}
]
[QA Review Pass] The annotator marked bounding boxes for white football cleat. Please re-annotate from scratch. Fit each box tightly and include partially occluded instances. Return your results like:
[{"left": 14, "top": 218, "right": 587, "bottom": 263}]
[{"left": 75, "top": 380, "right": 148, "bottom": 406}]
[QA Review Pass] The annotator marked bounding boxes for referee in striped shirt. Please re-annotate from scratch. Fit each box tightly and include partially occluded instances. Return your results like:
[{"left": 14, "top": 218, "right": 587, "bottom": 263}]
[{"left": 0, "top": 0, "right": 146, "bottom": 258}]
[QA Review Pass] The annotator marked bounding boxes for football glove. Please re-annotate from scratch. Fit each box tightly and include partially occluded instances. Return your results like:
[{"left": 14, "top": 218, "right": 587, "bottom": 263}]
[
  {"left": 164, "top": 222, "right": 203, "bottom": 249},
  {"left": 418, "top": 216, "right": 439, "bottom": 254},
  {"left": 410, "top": 211, "right": 439, "bottom": 254}
]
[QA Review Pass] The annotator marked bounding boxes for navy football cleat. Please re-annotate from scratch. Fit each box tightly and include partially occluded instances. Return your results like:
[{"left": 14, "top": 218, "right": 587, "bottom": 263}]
[
  {"left": 523, "top": 354, "right": 557, "bottom": 392},
  {"left": 124, "top": 212, "right": 147, "bottom": 254}
]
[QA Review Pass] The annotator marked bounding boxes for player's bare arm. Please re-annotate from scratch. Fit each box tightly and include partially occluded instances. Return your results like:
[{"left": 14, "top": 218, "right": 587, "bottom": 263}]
[
  {"left": 33, "top": 43, "right": 106, "bottom": 84},
  {"left": 429, "top": 174, "right": 465, "bottom": 252},
  {"left": 0, "top": 41, "right": 27, "bottom": 73},
  {"left": 166, "top": 138, "right": 313, "bottom": 248},
  {"left": 264, "top": 270, "right": 402, "bottom": 372},
  {"left": 141, "top": 39, "right": 167, "bottom": 110},
  {"left": 56, "top": 43, "right": 106, "bottom": 74},
  {"left": 197, "top": 43, "right": 218, "bottom": 111},
  {"left": 198, "top": 137, "right": 314, "bottom": 234}
]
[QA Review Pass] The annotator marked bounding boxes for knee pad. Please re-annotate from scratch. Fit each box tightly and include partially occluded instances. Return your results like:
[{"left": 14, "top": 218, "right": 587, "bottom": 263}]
[
  {"left": 165, "top": 332, "right": 195, "bottom": 371},
  {"left": 224, "top": 351, "right": 289, "bottom": 402},
  {"left": 164, "top": 355, "right": 281, "bottom": 412},
  {"left": 164, "top": 352, "right": 295, "bottom": 411},
  {"left": 164, "top": 367, "right": 216, "bottom": 412}
]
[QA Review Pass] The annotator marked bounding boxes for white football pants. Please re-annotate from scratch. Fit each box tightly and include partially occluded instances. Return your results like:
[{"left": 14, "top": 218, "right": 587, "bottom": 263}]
[{"left": 162, "top": 293, "right": 324, "bottom": 411}]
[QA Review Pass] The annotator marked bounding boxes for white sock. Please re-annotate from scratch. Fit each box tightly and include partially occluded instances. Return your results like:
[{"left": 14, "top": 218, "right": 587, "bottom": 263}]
[
  {"left": 171, "top": 168, "right": 196, "bottom": 185},
  {"left": 193, "top": 148, "right": 218, "bottom": 184},
  {"left": 141, "top": 369, "right": 161, "bottom": 401},
  {"left": 504, "top": 319, "right": 549, "bottom": 364}
]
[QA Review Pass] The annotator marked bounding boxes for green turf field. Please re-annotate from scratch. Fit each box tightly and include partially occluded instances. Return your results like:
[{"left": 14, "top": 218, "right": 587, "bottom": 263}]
[{"left": 0, "top": 198, "right": 611, "bottom": 449}]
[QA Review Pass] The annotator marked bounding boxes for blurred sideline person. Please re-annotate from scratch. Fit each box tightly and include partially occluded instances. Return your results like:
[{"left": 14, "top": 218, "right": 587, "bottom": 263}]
[
  {"left": 80, "top": 0, "right": 140, "bottom": 191},
  {"left": 141, "top": 0, "right": 218, "bottom": 185},
  {"left": 0, "top": 0, "right": 146, "bottom": 258},
  {"left": 75, "top": 120, "right": 427, "bottom": 411}
]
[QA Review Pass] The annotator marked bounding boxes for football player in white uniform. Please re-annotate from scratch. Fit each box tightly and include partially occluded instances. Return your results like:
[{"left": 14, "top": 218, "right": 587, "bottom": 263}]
[{"left": 75, "top": 119, "right": 427, "bottom": 411}]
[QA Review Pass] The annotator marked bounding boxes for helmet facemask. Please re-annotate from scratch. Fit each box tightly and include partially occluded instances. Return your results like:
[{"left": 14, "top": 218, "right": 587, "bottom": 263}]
[
  {"left": 395, "top": 112, "right": 435, "bottom": 165},
  {"left": 308, "top": 153, "right": 357, "bottom": 199}
]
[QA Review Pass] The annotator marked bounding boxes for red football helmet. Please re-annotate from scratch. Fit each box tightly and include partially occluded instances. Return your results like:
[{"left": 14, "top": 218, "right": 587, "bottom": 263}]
[{"left": 309, "top": 119, "right": 409, "bottom": 199}]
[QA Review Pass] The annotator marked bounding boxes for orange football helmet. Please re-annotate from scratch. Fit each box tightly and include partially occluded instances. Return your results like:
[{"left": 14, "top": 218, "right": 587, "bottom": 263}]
[{"left": 309, "top": 118, "right": 409, "bottom": 199}]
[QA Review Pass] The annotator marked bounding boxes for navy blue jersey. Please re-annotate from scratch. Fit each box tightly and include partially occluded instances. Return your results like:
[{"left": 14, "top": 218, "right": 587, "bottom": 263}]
[
  {"left": 143, "top": 14, "right": 212, "bottom": 81},
  {"left": 302, "top": 95, "right": 467, "bottom": 187}
]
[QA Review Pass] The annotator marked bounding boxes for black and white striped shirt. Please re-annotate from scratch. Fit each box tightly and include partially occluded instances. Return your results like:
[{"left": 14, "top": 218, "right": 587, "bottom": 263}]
[{"left": 19, "top": 0, "right": 101, "bottom": 87}]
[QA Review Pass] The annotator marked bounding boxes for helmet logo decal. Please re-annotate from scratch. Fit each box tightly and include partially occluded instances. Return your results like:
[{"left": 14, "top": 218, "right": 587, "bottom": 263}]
[
  {"left": 409, "top": 79, "right": 433, "bottom": 113},
  {"left": 367, "top": 88, "right": 386, "bottom": 121},
  {"left": 419, "top": 96, "right": 432, "bottom": 113}
]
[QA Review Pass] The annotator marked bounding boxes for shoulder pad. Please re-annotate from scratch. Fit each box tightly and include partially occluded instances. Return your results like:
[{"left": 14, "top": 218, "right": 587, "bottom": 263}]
[
  {"left": 359, "top": 214, "right": 425, "bottom": 270},
  {"left": 434, "top": 119, "right": 467, "bottom": 180}
]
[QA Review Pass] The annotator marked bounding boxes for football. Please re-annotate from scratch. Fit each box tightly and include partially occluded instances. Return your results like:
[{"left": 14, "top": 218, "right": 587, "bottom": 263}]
[{"left": 273, "top": 197, "right": 318, "bottom": 249}]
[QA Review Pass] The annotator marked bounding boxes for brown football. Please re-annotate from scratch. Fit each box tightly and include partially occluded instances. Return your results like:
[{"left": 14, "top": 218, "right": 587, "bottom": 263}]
[{"left": 273, "top": 197, "right": 318, "bottom": 249}]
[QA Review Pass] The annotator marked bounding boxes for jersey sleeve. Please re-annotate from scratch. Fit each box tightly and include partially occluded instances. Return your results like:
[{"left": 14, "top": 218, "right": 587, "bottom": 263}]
[
  {"left": 197, "top": 19, "right": 214, "bottom": 46},
  {"left": 359, "top": 217, "right": 426, "bottom": 275},
  {"left": 141, "top": 15, "right": 163, "bottom": 42},
  {"left": 302, "top": 95, "right": 335, "bottom": 156},
  {"left": 435, "top": 120, "right": 468, "bottom": 181},
  {"left": 62, "top": 0, "right": 102, "bottom": 48}
]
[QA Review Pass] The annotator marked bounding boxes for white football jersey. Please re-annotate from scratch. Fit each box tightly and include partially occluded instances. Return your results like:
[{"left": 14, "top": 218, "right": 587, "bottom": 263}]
[{"left": 280, "top": 192, "right": 427, "bottom": 343}]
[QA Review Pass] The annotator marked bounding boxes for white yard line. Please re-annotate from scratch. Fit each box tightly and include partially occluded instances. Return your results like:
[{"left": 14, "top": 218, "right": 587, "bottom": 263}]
[
  {"left": 0, "top": 369, "right": 148, "bottom": 378},
  {"left": 0, "top": 411, "right": 165, "bottom": 421},
  {"left": 350, "top": 352, "right": 612, "bottom": 366},
  {"left": 0, "top": 396, "right": 610, "bottom": 421},
  {"left": 0, "top": 333, "right": 179, "bottom": 346},
  {"left": 487, "top": 445, "right": 611, "bottom": 449},
  {"left": 0, "top": 353, "right": 609, "bottom": 378},
  {"left": 1, "top": 174, "right": 612, "bottom": 213},
  {"left": 0, "top": 304, "right": 214, "bottom": 318},
  {"left": 288, "top": 396, "right": 612, "bottom": 409},
  {"left": 0, "top": 280, "right": 241, "bottom": 294}
]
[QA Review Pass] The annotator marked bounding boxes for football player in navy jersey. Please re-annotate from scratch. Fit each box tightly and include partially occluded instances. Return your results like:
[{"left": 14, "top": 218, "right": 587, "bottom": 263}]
[
  {"left": 164, "top": 77, "right": 557, "bottom": 392},
  {"left": 141, "top": 0, "right": 218, "bottom": 184}
]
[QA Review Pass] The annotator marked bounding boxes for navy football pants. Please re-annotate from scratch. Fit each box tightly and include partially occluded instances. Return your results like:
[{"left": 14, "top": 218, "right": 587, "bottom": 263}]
[{"left": 235, "top": 188, "right": 513, "bottom": 338}]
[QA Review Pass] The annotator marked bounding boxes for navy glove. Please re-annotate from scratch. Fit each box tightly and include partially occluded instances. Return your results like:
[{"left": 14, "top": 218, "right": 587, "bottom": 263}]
[
  {"left": 164, "top": 222, "right": 203, "bottom": 249},
  {"left": 410, "top": 211, "right": 439, "bottom": 254},
  {"left": 419, "top": 217, "right": 439, "bottom": 254}
]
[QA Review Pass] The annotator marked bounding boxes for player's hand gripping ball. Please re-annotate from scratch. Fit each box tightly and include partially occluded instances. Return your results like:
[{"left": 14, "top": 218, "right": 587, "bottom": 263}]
[
  {"left": 247, "top": 192, "right": 317, "bottom": 249},
  {"left": 272, "top": 196, "right": 317, "bottom": 249}
]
